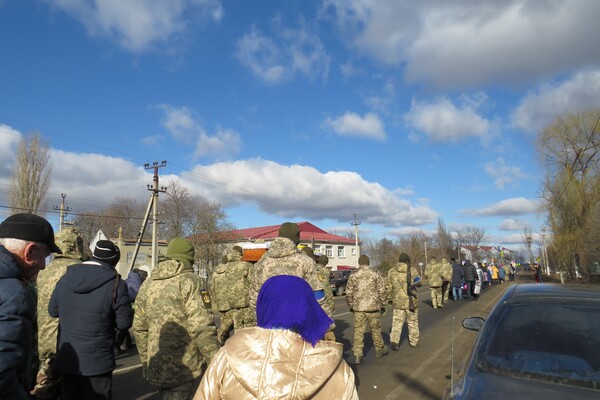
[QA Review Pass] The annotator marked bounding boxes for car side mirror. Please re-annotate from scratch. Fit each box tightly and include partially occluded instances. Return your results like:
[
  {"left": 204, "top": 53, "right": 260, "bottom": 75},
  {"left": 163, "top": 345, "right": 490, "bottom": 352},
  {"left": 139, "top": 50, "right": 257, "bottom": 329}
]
[{"left": 462, "top": 316, "right": 485, "bottom": 331}]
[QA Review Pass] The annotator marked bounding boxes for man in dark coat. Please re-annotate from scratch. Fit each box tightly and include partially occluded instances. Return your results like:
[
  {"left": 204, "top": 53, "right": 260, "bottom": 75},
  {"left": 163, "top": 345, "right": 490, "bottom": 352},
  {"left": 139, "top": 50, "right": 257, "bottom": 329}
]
[
  {"left": 461, "top": 260, "right": 477, "bottom": 301},
  {"left": 0, "top": 214, "right": 59, "bottom": 399},
  {"left": 49, "top": 240, "right": 133, "bottom": 400}
]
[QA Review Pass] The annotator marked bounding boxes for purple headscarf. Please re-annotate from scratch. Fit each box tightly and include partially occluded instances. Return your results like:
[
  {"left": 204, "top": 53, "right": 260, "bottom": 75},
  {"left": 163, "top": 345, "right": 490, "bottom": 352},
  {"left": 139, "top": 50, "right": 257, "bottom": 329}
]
[{"left": 257, "top": 275, "right": 333, "bottom": 346}]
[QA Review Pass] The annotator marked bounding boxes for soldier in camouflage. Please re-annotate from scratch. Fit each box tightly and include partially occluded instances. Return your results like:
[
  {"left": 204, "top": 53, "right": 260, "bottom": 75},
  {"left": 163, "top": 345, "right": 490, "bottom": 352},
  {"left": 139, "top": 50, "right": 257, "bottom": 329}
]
[
  {"left": 345, "top": 255, "right": 388, "bottom": 364},
  {"left": 427, "top": 257, "right": 444, "bottom": 309},
  {"left": 301, "top": 247, "right": 336, "bottom": 341},
  {"left": 210, "top": 246, "right": 255, "bottom": 345},
  {"left": 387, "top": 253, "right": 421, "bottom": 350},
  {"left": 249, "top": 222, "right": 326, "bottom": 313},
  {"left": 133, "top": 238, "right": 218, "bottom": 400},
  {"left": 32, "top": 227, "right": 84, "bottom": 400},
  {"left": 440, "top": 257, "right": 453, "bottom": 305}
]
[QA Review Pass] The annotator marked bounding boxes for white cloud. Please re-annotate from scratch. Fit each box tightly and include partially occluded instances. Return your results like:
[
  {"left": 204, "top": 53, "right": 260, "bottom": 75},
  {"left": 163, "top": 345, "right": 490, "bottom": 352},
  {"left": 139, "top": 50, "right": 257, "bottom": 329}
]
[
  {"left": 43, "top": 0, "right": 223, "bottom": 53},
  {"left": 48, "top": 149, "right": 159, "bottom": 210},
  {"left": 498, "top": 218, "right": 528, "bottom": 231},
  {"left": 141, "top": 134, "right": 165, "bottom": 145},
  {"left": 405, "top": 95, "right": 491, "bottom": 143},
  {"left": 157, "top": 105, "right": 242, "bottom": 160},
  {"left": 484, "top": 157, "right": 527, "bottom": 189},
  {"left": 462, "top": 197, "right": 540, "bottom": 217},
  {"left": 235, "top": 20, "right": 330, "bottom": 86},
  {"left": 182, "top": 159, "right": 437, "bottom": 227},
  {"left": 512, "top": 70, "right": 600, "bottom": 133},
  {"left": 324, "top": 112, "right": 386, "bottom": 140},
  {"left": 324, "top": 0, "right": 600, "bottom": 89},
  {"left": 0, "top": 124, "right": 21, "bottom": 177}
]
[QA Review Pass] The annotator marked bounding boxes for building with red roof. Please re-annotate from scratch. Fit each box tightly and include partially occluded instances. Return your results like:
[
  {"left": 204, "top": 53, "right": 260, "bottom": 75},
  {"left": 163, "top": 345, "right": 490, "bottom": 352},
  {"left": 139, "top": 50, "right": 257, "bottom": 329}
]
[{"left": 219, "top": 221, "right": 361, "bottom": 270}]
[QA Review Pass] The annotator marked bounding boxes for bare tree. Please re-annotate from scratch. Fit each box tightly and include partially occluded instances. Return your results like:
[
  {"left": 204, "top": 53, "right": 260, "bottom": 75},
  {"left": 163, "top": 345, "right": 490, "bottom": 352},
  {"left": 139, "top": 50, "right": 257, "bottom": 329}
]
[
  {"left": 9, "top": 132, "right": 51, "bottom": 214},
  {"left": 457, "top": 225, "right": 487, "bottom": 247},
  {"left": 537, "top": 109, "right": 600, "bottom": 280},
  {"left": 434, "top": 218, "right": 454, "bottom": 256}
]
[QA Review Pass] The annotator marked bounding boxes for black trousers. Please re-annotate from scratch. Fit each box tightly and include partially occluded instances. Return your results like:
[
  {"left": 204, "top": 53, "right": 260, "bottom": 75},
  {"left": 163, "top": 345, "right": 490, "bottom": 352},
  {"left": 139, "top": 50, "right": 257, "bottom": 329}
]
[{"left": 62, "top": 372, "right": 112, "bottom": 400}]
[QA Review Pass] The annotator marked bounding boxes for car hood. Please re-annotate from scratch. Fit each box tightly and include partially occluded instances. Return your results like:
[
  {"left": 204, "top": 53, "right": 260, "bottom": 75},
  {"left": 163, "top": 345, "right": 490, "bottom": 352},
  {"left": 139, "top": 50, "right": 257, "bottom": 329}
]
[{"left": 450, "top": 364, "right": 600, "bottom": 400}]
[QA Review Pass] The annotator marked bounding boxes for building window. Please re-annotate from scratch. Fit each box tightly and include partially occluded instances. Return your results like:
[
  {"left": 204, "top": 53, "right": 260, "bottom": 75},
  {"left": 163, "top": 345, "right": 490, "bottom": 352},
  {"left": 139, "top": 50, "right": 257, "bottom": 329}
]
[
  {"left": 351, "top": 247, "right": 356, "bottom": 256},
  {"left": 313, "top": 245, "right": 321, "bottom": 254},
  {"left": 326, "top": 246, "right": 333, "bottom": 257},
  {"left": 338, "top": 246, "right": 345, "bottom": 258}
]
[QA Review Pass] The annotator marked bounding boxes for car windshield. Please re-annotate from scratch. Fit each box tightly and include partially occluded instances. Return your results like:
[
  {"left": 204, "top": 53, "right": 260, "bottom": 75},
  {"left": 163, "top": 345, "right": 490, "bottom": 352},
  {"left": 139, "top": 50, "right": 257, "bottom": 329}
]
[{"left": 476, "top": 299, "right": 600, "bottom": 390}]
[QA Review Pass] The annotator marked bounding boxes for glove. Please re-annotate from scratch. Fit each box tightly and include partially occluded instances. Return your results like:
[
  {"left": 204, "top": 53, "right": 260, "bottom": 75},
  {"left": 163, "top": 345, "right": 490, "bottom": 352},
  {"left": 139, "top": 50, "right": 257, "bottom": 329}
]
[{"left": 380, "top": 306, "right": 388, "bottom": 316}]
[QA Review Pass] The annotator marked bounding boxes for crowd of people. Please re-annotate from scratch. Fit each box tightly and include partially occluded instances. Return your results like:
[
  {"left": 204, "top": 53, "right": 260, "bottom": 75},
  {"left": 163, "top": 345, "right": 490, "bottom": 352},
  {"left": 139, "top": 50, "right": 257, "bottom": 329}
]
[{"left": 1, "top": 213, "right": 526, "bottom": 400}]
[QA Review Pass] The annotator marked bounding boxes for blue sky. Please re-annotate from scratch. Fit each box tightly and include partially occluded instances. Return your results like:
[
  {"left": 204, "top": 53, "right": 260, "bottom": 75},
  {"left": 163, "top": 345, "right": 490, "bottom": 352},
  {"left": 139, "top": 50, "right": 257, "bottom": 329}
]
[{"left": 1, "top": 0, "right": 600, "bottom": 250}]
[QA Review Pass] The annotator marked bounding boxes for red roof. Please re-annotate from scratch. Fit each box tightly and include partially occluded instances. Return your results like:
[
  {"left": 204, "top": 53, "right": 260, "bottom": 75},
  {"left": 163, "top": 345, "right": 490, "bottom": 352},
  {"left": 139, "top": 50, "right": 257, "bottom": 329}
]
[{"left": 220, "top": 221, "right": 356, "bottom": 245}]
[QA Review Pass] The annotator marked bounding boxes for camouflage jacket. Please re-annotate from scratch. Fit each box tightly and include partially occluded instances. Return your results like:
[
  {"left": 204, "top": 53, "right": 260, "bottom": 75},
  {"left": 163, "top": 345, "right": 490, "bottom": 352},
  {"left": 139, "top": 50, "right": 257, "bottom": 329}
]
[
  {"left": 249, "top": 237, "right": 323, "bottom": 309},
  {"left": 345, "top": 266, "right": 386, "bottom": 312},
  {"left": 316, "top": 264, "right": 335, "bottom": 319},
  {"left": 210, "top": 249, "right": 252, "bottom": 312},
  {"left": 427, "top": 260, "right": 443, "bottom": 287},
  {"left": 441, "top": 259, "right": 453, "bottom": 283},
  {"left": 36, "top": 255, "right": 81, "bottom": 360},
  {"left": 386, "top": 262, "right": 421, "bottom": 310},
  {"left": 132, "top": 259, "right": 218, "bottom": 387}
]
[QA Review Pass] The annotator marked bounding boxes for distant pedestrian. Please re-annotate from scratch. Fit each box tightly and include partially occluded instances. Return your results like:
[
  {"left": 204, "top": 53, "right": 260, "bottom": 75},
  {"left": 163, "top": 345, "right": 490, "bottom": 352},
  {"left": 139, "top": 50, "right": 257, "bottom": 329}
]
[
  {"left": 497, "top": 263, "right": 506, "bottom": 284},
  {"left": 451, "top": 260, "right": 464, "bottom": 301},
  {"left": 210, "top": 246, "right": 255, "bottom": 345},
  {"left": 462, "top": 260, "right": 476, "bottom": 301},
  {"left": 33, "top": 227, "right": 84, "bottom": 400},
  {"left": 440, "top": 257, "right": 452, "bottom": 305},
  {"left": 193, "top": 275, "right": 358, "bottom": 400},
  {"left": 427, "top": 257, "right": 444, "bottom": 309},
  {"left": 473, "top": 262, "right": 483, "bottom": 299},
  {"left": 133, "top": 237, "right": 219, "bottom": 399},
  {"left": 0, "top": 213, "right": 59, "bottom": 399},
  {"left": 387, "top": 253, "right": 421, "bottom": 350},
  {"left": 346, "top": 255, "right": 388, "bottom": 364},
  {"left": 50, "top": 240, "right": 133, "bottom": 400}
]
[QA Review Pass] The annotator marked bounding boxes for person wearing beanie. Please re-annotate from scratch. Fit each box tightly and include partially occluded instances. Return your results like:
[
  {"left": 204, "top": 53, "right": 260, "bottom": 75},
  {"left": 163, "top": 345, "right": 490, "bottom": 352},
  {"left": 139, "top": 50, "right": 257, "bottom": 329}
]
[
  {"left": 249, "top": 222, "right": 330, "bottom": 334},
  {"left": 133, "top": 237, "right": 218, "bottom": 399},
  {"left": 194, "top": 275, "right": 358, "bottom": 400},
  {"left": 166, "top": 237, "right": 195, "bottom": 265},
  {"left": 386, "top": 252, "right": 422, "bottom": 350},
  {"left": 345, "top": 254, "right": 388, "bottom": 364},
  {"left": 0, "top": 213, "right": 57, "bottom": 399},
  {"left": 49, "top": 239, "right": 133, "bottom": 399},
  {"left": 210, "top": 246, "right": 255, "bottom": 345},
  {"left": 33, "top": 227, "right": 85, "bottom": 399}
]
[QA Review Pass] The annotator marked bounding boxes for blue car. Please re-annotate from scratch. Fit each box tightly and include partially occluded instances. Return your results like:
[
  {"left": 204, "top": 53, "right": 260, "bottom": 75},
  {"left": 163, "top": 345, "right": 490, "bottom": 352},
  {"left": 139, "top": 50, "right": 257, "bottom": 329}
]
[{"left": 447, "top": 283, "right": 600, "bottom": 399}]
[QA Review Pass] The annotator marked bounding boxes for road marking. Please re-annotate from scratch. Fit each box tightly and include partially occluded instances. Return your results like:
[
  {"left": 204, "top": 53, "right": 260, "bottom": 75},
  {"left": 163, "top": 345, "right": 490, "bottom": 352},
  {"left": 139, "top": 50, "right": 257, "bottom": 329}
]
[{"left": 114, "top": 363, "right": 142, "bottom": 374}]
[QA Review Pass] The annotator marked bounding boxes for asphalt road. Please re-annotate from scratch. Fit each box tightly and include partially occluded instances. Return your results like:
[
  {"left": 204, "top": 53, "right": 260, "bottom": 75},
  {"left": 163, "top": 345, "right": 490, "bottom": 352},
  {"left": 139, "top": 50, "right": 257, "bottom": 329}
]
[{"left": 113, "top": 273, "right": 530, "bottom": 399}]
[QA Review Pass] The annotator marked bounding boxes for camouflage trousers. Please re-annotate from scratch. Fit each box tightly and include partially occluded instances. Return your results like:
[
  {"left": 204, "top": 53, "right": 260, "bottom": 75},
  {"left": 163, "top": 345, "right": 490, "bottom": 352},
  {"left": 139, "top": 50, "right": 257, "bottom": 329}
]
[
  {"left": 30, "top": 357, "right": 61, "bottom": 400},
  {"left": 352, "top": 311, "right": 384, "bottom": 357},
  {"left": 158, "top": 380, "right": 194, "bottom": 400},
  {"left": 430, "top": 286, "right": 443, "bottom": 308},
  {"left": 441, "top": 281, "right": 450, "bottom": 303},
  {"left": 390, "top": 308, "right": 419, "bottom": 347},
  {"left": 217, "top": 307, "right": 256, "bottom": 344}
]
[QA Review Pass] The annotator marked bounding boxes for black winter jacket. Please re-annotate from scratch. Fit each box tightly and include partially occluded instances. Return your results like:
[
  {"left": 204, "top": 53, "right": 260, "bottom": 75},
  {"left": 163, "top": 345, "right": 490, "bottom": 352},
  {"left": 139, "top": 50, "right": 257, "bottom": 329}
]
[
  {"left": 49, "top": 261, "right": 133, "bottom": 376},
  {"left": 0, "top": 246, "right": 35, "bottom": 400},
  {"left": 462, "top": 261, "right": 477, "bottom": 282}
]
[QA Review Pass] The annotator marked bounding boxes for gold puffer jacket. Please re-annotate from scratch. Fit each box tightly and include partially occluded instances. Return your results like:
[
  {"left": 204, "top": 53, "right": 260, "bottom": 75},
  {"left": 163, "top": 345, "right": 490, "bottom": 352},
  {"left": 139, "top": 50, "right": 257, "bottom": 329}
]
[{"left": 194, "top": 326, "right": 358, "bottom": 400}]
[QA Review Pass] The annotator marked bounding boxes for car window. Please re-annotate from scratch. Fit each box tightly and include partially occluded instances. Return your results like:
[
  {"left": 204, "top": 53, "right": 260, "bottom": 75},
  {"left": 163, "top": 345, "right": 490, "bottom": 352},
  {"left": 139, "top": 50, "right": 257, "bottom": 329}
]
[{"left": 476, "top": 300, "right": 600, "bottom": 389}]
